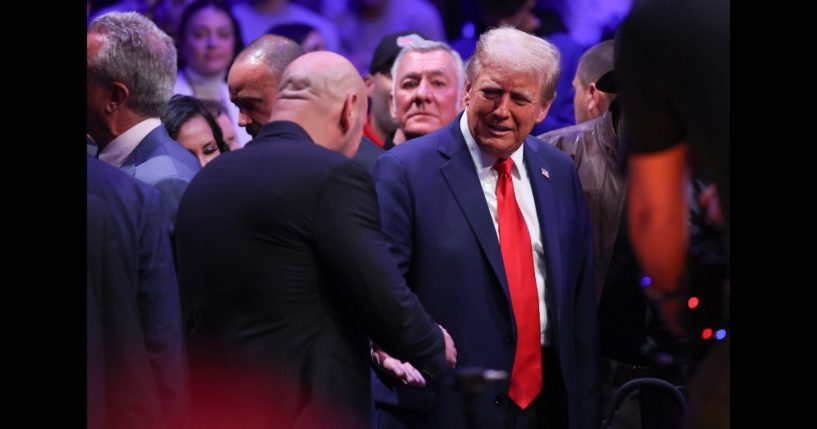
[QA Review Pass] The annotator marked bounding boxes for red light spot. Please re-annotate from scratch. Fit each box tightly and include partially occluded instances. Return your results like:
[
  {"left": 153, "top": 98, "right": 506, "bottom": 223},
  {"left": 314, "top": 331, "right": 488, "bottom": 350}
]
[
  {"left": 688, "top": 297, "right": 699, "bottom": 309},
  {"left": 702, "top": 328, "right": 713, "bottom": 340}
]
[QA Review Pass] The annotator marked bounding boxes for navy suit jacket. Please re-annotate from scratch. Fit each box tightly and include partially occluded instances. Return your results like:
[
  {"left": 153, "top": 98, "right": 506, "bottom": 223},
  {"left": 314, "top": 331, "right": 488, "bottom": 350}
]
[
  {"left": 371, "top": 114, "right": 600, "bottom": 429},
  {"left": 87, "top": 156, "right": 189, "bottom": 429},
  {"left": 120, "top": 125, "right": 200, "bottom": 234},
  {"left": 87, "top": 194, "right": 169, "bottom": 429}
]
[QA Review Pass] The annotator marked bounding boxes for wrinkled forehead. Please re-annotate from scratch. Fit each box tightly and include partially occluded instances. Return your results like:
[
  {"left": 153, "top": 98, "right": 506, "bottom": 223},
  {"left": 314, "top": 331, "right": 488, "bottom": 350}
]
[
  {"left": 474, "top": 66, "right": 539, "bottom": 88},
  {"left": 399, "top": 49, "right": 458, "bottom": 74}
]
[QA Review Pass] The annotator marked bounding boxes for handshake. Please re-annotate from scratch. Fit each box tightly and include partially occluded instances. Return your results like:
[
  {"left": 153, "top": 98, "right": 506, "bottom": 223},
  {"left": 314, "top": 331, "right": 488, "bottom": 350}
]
[{"left": 372, "top": 325, "right": 457, "bottom": 387}]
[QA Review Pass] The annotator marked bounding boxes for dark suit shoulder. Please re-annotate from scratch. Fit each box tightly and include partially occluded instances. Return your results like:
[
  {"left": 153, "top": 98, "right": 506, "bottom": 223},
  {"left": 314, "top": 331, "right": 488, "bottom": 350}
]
[
  {"left": 218, "top": 133, "right": 354, "bottom": 181},
  {"left": 377, "top": 120, "right": 460, "bottom": 171},
  {"left": 384, "top": 133, "right": 440, "bottom": 159},
  {"left": 87, "top": 156, "right": 163, "bottom": 209},
  {"left": 180, "top": 135, "right": 366, "bottom": 231}
]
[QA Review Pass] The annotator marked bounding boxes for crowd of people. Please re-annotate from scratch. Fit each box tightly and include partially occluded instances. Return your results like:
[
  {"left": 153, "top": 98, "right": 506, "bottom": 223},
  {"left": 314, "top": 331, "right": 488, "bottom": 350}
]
[{"left": 86, "top": 1, "right": 729, "bottom": 428}]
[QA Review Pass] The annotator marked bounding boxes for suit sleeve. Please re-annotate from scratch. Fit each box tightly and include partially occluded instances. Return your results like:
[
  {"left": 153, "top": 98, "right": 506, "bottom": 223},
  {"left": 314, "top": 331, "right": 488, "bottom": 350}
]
[
  {"left": 568, "top": 166, "right": 602, "bottom": 429},
  {"left": 313, "top": 161, "right": 446, "bottom": 382},
  {"left": 369, "top": 152, "right": 415, "bottom": 277},
  {"left": 152, "top": 177, "right": 190, "bottom": 236},
  {"left": 138, "top": 186, "right": 190, "bottom": 429},
  {"left": 88, "top": 195, "right": 167, "bottom": 429}
]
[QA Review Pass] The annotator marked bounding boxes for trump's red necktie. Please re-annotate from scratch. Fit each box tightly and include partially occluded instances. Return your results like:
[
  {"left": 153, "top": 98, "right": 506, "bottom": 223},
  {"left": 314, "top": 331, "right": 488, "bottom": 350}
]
[{"left": 493, "top": 157, "right": 542, "bottom": 410}]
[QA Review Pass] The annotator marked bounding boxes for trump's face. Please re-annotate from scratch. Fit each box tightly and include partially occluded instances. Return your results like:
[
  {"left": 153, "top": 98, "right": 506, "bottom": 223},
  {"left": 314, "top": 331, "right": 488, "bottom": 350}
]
[{"left": 464, "top": 63, "right": 549, "bottom": 159}]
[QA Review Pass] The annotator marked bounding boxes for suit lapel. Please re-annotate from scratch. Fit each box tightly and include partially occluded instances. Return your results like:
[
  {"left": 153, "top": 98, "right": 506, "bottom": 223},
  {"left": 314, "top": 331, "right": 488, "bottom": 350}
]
[
  {"left": 438, "top": 118, "right": 512, "bottom": 305},
  {"left": 524, "top": 138, "right": 564, "bottom": 314}
]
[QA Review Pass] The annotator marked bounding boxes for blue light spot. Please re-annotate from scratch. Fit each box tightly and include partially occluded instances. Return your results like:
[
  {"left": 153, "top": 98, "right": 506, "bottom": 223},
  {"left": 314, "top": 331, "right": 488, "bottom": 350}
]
[
  {"left": 640, "top": 276, "right": 652, "bottom": 288},
  {"left": 715, "top": 329, "right": 727, "bottom": 340},
  {"left": 462, "top": 22, "right": 475, "bottom": 39}
]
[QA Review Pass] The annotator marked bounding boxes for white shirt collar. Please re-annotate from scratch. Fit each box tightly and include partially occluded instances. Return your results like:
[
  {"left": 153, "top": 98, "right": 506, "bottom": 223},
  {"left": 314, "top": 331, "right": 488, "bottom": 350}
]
[
  {"left": 98, "top": 118, "right": 162, "bottom": 167},
  {"left": 459, "top": 110, "right": 525, "bottom": 178}
]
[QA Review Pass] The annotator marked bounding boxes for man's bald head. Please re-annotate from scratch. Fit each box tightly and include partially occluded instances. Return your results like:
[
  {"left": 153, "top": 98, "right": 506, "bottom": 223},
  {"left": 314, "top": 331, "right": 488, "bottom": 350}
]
[
  {"left": 270, "top": 51, "right": 368, "bottom": 158},
  {"left": 228, "top": 35, "right": 304, "bottom": 138},
  {"left": 235, "top": 35, "right": 305, "bottom": 78}
]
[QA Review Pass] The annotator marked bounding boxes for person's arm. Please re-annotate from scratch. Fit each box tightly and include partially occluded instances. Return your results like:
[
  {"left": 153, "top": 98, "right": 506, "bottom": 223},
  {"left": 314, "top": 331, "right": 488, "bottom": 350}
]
[
  {"left": 627, "top": 143, "right": 689, "bottom": 334},
  {"left": 313, "top": 161, "right": 449, "bottom": 382}
]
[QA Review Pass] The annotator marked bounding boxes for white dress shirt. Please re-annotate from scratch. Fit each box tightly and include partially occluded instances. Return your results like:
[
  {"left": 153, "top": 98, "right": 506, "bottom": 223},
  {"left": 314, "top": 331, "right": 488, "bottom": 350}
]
[{"left": 460, "top": 112, "right": 550, "bottom": 346}]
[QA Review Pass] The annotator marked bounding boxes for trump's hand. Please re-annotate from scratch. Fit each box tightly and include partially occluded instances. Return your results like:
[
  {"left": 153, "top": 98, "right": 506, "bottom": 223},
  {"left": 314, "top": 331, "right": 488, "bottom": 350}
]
[{"left": 371, "top": 343, "right": 427, "bottom": 387}]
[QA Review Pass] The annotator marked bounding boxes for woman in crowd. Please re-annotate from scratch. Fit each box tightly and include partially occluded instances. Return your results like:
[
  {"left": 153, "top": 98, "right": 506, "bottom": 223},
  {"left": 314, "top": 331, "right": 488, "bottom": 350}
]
[
  {"left": 174, "top": 0, "right": 251, "bottom": 147},
  {"left": 162, "top": 95, "right": 228, "bottom": 167}
]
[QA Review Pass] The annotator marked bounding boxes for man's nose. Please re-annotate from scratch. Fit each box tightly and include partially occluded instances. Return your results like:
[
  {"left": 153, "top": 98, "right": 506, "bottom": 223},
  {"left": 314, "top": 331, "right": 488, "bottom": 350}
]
[
  {"left": 493, "top": 94, "right": 511, "bottom": 119},
  {"left": 414, "top": 79, "right": 433, "bottom": 103}
]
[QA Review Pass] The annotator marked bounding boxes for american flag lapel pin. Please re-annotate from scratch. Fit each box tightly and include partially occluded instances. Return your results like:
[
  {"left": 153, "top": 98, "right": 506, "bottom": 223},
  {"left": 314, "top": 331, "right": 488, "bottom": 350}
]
[{"left": 541, "top": 167, "right": 550, "bottom": 179}]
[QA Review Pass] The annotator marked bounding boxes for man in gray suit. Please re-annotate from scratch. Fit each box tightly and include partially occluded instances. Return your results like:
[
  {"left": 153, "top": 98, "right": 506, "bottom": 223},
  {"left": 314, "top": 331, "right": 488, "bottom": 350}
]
[{"left": 87, "top": 11, "right": 200, "bottom": 233}]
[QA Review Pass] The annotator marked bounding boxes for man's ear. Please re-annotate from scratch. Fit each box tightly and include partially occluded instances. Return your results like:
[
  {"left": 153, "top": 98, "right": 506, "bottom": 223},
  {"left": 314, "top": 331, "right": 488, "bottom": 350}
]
[
  {"left": 463, "top": 80, "right": 472, "bottom": 108},
  {"left": 340, "top": 93, "right": 358, "bottom": 135},
  {"left": 588, "top": 82, "right": 602, "bottom": 111},
  {"left": 535, "top": 99, "right": 551, "bottom": 123},
  {"left": 364, "top": 73, "right": 375, "bottom": 96},
  {"left": 107, "top": 81, "right": 129, "bottom": 113},
  {"left": 389, "top": 93, "right": 397, "bottom": 121}
]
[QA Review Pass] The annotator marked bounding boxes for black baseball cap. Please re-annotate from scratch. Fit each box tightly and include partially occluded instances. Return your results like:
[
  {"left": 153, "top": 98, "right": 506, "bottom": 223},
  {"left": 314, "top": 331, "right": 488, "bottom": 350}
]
[
  {"left": 595, "top": 69, "right": 617, "bottom": 93},
  {"left": 368, "top": 31, "right": 427, "bottom": 75}
]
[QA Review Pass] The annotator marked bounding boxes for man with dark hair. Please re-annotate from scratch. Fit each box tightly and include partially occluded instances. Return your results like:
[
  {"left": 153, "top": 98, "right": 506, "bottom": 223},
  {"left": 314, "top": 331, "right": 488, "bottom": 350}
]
[
  {"left": 227, "top": 34, "right": 305, "bottom": 138},
  {"left": 539, "top": 39, "right": 618, "bottom": 300},
  {"left": 363, "top": 31, "right": 427, "bottom": 149},
  {"left": 572, "top": 40, "right": 615, "bottom": 125},
  {"left": 349, "top": 31, "right": 426, "bottom": 169}
]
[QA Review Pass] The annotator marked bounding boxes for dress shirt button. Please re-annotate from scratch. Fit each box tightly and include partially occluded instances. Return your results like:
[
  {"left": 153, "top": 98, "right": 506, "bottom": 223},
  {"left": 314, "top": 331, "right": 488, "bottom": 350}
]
[{"left": 494, "top": 395, "right": 505, "bottom": 406}]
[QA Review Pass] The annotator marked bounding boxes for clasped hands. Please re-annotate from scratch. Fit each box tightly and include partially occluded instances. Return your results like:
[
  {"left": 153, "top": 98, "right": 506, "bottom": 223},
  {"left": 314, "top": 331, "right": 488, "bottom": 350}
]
[{"left": 372, "top": 325, "right": 457, "bottom": 387}]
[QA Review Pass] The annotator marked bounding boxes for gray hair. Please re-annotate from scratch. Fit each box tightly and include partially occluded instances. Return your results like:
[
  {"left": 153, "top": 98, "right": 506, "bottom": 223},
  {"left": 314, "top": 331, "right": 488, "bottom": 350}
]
[
  {"left": 88, "top": 12, "right": 177, "bottom": 118},
  {"left": 465, "top": 26, "right": 560, "bottom": 103},
  {"left": 390, "top": 39, "right": 465, "bottom": 102},
  {"left": 576, "top": 39, "right": 614, "bottom": 87}
]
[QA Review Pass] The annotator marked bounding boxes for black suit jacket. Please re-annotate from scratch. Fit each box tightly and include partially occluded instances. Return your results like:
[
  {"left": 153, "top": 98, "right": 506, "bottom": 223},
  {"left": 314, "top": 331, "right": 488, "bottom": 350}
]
[{"left": 175, "top": 121, "right": 445, "bottom": 427}]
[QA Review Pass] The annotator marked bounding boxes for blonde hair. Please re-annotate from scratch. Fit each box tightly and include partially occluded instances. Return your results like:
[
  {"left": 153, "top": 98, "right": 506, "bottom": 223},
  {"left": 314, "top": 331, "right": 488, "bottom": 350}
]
[{"left": 465, "top": 26, "right": 561, "bottom": 103}]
